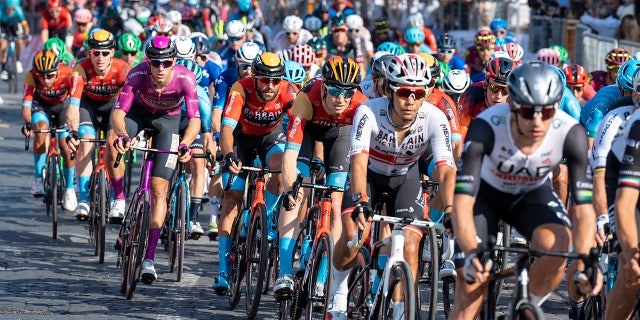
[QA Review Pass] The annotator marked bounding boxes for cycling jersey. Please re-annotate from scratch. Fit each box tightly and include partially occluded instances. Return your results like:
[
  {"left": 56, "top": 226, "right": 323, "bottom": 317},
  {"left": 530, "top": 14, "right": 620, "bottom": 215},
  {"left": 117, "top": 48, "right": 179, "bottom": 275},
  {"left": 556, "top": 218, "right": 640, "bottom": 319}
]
[
  {"left": 0, "top": 4, "right": 25, "bottom": 25},
  {"left": 559, "top": 86, "right": 581, "bottom": 121},
  {"left": 446, "top": 54, "right": 467, "bottom": 71},
  {"left": 271, "top": 29, "right": 314, "bottom": 53},
  {"left": 22, "top": 65, "right": 73, "bottom": 108},
  {"left": 213, "top": 67, "right": 239, "bottom": 110},
  {"left": 589, "top": 70, "right": 610, "bottom": 92},
  {"left": 114, "top": 63, "right": 200, "bottom": 119},
  {"left": 457, "top": 82, "right": 487, "bottom": 139},
  {"left": 494, "top": 33, "right": 517, "bottom": 46},
  {"left": 182, "top": 85, "right": 212, "bottom": 133},
  {"left": 286, "top": 78, "right": 368, "bottom": 151},
  {"left": 455, "top": 103, "right": 592, "bottom": 204},
  {"left": 41, "top": 7, "right": 72, "bottom": 31},
  {"left": 591, "top": 104, "right": 634, "bottom": 172},
  {"left": 464, "top": 45, "right": 499, "bottom": 81},
  {"left": 428, "top": 88, "right": 462, "bottom": 143},
  {"left": 221, "top": 77, "right": 298, "bottom": 136},
  {"left": 580, "top": 84, "right": 621, "bottom": 138},
  {"left": 350, "top": 27, "right": 374, "bottom": 54},
  {"left": 350, "top": 97, "right": 455, "bottom": 176},
  {"left": 360, "top": 74, "right": 375, "bottom": 99},
  {"left": 325, "top": 33, "right": 364, "bottom": 63},
  {"left": 199, "top": 59, "right": 222, "bottom": 96},
  {"left": 69, "top": 58, "right": 130, "bottom": 106}
]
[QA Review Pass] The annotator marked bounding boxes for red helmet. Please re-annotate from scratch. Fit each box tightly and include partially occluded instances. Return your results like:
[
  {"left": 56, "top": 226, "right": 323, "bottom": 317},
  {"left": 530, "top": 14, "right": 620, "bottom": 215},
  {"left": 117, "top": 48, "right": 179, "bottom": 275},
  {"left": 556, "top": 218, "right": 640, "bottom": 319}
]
[
  {"left": 48, "top": 0, "right": 61, "bottom": 8},
  {"left": 474, "top": 30, "right": 495, "bottom": 47},
  {"left": 485, "top": 57, "right": 513, "bottom": 85},
  {"left": 564, "top": 64, "right": 589, "bottom": 85},
  {"left": 605, "top": 48, "right": 631, "bottom": 67}
]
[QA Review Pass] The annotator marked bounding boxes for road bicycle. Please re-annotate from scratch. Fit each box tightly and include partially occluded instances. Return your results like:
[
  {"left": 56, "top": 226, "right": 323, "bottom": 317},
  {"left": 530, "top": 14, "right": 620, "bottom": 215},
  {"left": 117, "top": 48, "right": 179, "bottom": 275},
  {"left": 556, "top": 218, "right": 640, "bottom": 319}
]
[
  {"left": 286, "top": 158, "right": 343, "bottom": 320},
  {"left": 2, "top": 35, "right": 26, "bottom": 93},
  {"left": 347, "top": 213, "right": 445, "bottom": 320},
  {"left": 475, "top": 236, "right": 600, "bottom": 320},
  {"left": 417, "top": 179, "right": 442, "bottom": 320},
  {"left": 164, "top": 149, "right": 214, "bottom": 282},
  {"left": 114, "top": 129, "right": 185, "bottom": 300},
  {"left": 27, "top": 122, "right": 68, "bottom": 240}
]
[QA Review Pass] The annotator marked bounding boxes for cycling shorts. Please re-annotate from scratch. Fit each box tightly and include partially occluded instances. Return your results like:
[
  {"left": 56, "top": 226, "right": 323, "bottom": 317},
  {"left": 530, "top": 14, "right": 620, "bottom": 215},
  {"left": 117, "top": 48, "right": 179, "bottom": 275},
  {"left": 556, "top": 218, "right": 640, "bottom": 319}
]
[
  {"left": 179, "top": 115, "right": 203, "bottom": 149},
  {"left": 78, "top": 96, "right": 115, "bottom": 138},
  {"left": 1, "top": 21, "right": 24, "bottom": 38},
  {"left": 297, "top": 123, "right": 350, "bottom": 188}
]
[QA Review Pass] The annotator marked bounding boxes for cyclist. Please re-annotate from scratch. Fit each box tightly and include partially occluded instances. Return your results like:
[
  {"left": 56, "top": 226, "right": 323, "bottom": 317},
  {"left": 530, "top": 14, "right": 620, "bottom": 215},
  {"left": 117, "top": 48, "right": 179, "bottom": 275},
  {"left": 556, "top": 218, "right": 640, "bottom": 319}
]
[
  {"left": 360, "top": 52, "right": 393, "bottom": 99},
  {"left": 370, "top": 17, "right": 401, "bottom": 49},
  {"left": 458, "top": 56, "right": 514, "bottom": 139},
  {"left": 21, "top": 50, "right": 74, "bottom": 201},
  {"left": 331, "top": 53, "right": 455, "bottom": 318},
  {"left": 0, "top": 0, "right": 30, "bottom": 79},
  {"left": 66, "top": 29, "right": 131, "bottom": 221},
  {"left": 283, "top": 60, "right": 306, "bottom": 89},
  {"left": 114, "top": 33, "right": 144, "bottom": 68},
  {"left": 98, "top": 7, "right": 124, "bottom": 39},
  {"left": 535, "top": 47, "right": 561, "bottom": 67},
  {"left": 40, "top": 0, "right": 72, "bottom": 45},
  {"left": 345, "top": 14, "right": 374, "bottom": 67},
  {"left": 191, "top": 34, "right": 222, "bottom": 100},
  {"left": 44, "top": 37, "right": 76, "bottom": 67},
  {"left": 403, "top": 13, "right": 437, "bottom": 53},
  {"left": 449, "top": 61, "right": 601, "bottom": 319},
  {"left": 70, "top": 9, "right": 92, "bottom": 56},
  {"left": 550, "top": 44, "right": 569, "bottom": 68},
  {"left": 304, "top": 15, "right": 326, "bottom": 39},
  {"left": 464, "top": 30, "right": 498, "bottom": 83},
  {"left": 500, "top": 42, "right": 524, "bottom": 67},
  {"left": 403, "top": 27, "right": 432, "bottom": 54},
  {"left": 272, "top": 15, "right": 313, "bottom": 53},
  {"left": 106, "top": 36, "right": 201, "bottom": 283},
  {"left": 213, "top": 53, "right": 298, "bottom": 295},
  {"left": 279, "top": 57, "right": 367, "bottom": 297},
  {"left": 436, "top": 33, "right": 466, "bottom": 71},
  {"left": 324, "top": 15, "right": 365, "bottom": 78},
  {"left": 590, "top": 47, "right": 632, "bottom": 92},
  {"left": 217, "top": 20, "right": 247, "bottom": 70},
  {"left": 289, "top": 44, "right": 315, "bottom": 80},
  {"left": 564, "top": 64, "right": 593, "bottom": 106},
  {"left": 442, "top": 69, "right": 471, "bottom": 104},
  {"left": 167, "top": 10, "right": 190, "bottom": 37},
  {"left": 307, "top": 37, "right": 327, "bottom": 78},
  {"left": 228, "top": 0, "right": 264, "bottom": 29},
  {"left": 489, "top": 18, "right": 516, "bottom": 46}
]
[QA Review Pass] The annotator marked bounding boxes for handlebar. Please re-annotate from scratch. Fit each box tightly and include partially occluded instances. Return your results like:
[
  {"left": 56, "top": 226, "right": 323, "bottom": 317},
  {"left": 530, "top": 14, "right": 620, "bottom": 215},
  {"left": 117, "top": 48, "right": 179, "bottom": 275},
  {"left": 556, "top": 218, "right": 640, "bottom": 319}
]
[
  {"left": 347, "top": 214, "right": 445, "bottom": 249},
  {"left": 25, "top": 128, "right": 69, "bottom": 151},
  {"left": 223, "top": 165, "right": 282, "bottom": 191}
]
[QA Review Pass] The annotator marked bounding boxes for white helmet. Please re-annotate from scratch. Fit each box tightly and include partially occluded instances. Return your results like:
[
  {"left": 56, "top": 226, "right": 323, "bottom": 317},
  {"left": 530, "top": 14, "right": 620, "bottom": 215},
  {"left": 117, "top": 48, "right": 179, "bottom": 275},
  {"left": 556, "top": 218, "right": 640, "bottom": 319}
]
[
  {"left": 166, "top": 10, "right": 182, "bottom": 24},
  {"left": 304, "top": 16, "right": 322, "bottom": 32},
  {"left": 236, "top": 42, "right": 262, "bottom": 64},
  {"left": 283, "top": 15, "right": 303, "bottom": 33},
  {"left": 175, "top": 36, "right": 196, "bottom": 59},
  {"left": 408, "top": 13, "right": 424, "bottom": 29},
  {"left": 153, "top": 17, "right": 174, "bottom": 33},
  {"left": 491, "top": 50, "right": 511, "bottom": 60},
  {"left": 442, "top": 69, "right": 471, "bottom": 94},
  {"left": 385, "top": 53, "right": 431, "bottom": 86},
  {"left": 346, "top": 14, "right": 364, "bottom": 30},
  {"left": 226, "top": 20, "right": 246, "bottom": 38}
]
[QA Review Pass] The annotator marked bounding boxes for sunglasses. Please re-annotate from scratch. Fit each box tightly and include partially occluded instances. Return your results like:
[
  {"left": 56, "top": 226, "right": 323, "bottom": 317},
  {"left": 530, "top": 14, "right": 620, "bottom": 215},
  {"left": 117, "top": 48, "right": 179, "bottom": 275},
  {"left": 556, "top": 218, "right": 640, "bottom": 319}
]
[
  {"left": 349, "top": 29, "right": 359, "bottom": 33},
  {"left": 607, "top": 65, "right": 621, "bottom": 71},
  {"left": 570, "top": 85, "right": 584, "bottom": 92},
  {"left": 238, "top": 63, "right": 251, "bottom": 71},
  {"left": 49, "top": 8, "right": 61, "bottom": 12},
  {"left": 315, "top": 51, "right": 325, "bottom": 57},
  {"left": 257, "top": 77, "right": 282, "bottom": 86},
  {"left": 91, "top": 50, "right": 112, "bottom": 57},
  {"left": 286, "top": 32, "right": 298, "bottom": 36},
  {"left": 325, "top": 84, "right": 356, "bottom": 98},
  {"left": 493, "top": 29, "right": 507, "bottom": 36},
  {"left": 37, "top": 72, "right": 57, "bottom": 79},
  {"left": 408, "top": 42, "right": 422, "bottom": 46},
  {"left": 389, "top": 85, "right": 427, "bottom": 100},
  {"left": 229, "top": 36, "right": 243, "bottom": 42},
  {"left": 121, "top": 51, "right": 138, "bottom": 56},
  {"left": 477, "top": 46, "right": 494, "bottom": 52},
  {"left": 78, "top": 22, "right": 89, "bottom": 27},
  {"left": 149, "top": 59, "right": 174, "bottom": 68},
  {"left": 438, "top": 49, "right": 455, "bottom": 54},
  {"left": 516, "top": 105, "right": 556, "bottom": 120},
  {"left": 156, "top": 32, "right": 170, "bottom": 36},
  {"left": 487, "top": 82, "right": 508, "bottom": 95}
]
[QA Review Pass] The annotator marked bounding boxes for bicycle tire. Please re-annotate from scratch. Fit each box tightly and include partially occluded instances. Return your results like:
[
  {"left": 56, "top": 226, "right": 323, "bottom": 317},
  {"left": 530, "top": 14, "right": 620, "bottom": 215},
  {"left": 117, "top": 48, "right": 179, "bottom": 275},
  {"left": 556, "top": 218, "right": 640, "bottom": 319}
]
[
  {"left": 124, "top": 150, "right": 134, "bottom": 198},
  {"left": 245, "top": 203, "right": 269, "bottom": 318},
  {"left": 305, "top": 233, "right": 334, "bottom": 320},
  {"left": 442, "top": 277, "right": 455, "bottom": 318},
  {"left": 379, "top": 261, "right": 417, "bottom": 320},
  {"left": 89, "top": 172, "right": 99, "bottom": 255},
  {"left": 347, "top": 245, "right": 371, "bottom": 319},
  {"left": 97, "top": 170, "right": 108, "bottom": 264},
  {"left": 176, "top": 183, "right": 187, "bottom": 282},
  {"left": 49, "top": 156, "right": 59, "bottom": 240},
  {"left": 514, "top": 301, "right": 545, "bottom": 320},
  {"left": 582, "top": 291, "right": 605, "bottom": 320},
  {"left": 228, "top": 212, "right": 247, "bottom": 310},
  {"left": 125, "top": 191, "right": 150, "bottom": 300},
  {"left": 417, "top": 227, "right": 439, "bottom": 320}
]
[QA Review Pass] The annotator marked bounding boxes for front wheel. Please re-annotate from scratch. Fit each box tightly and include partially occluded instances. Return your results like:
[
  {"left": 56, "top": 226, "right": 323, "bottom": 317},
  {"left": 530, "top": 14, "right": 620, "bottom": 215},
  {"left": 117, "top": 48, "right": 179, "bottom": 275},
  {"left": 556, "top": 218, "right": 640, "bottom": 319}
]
[
  {"left": 417, "top": 227, "right": 439, "bottom": 320},
  {"left": 47, "top": 155, "right": 60, "bottom": 240},
  {"left": 246, "top": 203, "right": 269, "bottom": 318},
  {"left": 228, "top": 211, "right": 247, "bottom": 310},
  {"left": 514, "top": 301, "right": 545, "bottom": 320},
  {"left": 125, "top": 192, "right": 150, "bottom": 300},
  {"left": 378, "top": 261, "right": 416, "bottom": 320},
  {"left": 305, "top": 233, "right": 334, "bottom": 319},
  {"left": 346, "top": 246, "right": 371, "bottom": 319},
  {"left": 97, "top": 170, "right": 108, "bottom": 263}
]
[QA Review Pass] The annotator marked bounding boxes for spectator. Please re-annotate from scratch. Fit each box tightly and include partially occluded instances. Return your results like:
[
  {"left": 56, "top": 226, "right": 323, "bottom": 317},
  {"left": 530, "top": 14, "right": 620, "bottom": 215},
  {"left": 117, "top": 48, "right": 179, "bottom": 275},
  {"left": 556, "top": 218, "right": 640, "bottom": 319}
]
[
  {"left": 616, "top": 14, "right": 640, "bottom": 41},
  {"left": 580, "top": 3, "right": 620, "bottom": 37}
]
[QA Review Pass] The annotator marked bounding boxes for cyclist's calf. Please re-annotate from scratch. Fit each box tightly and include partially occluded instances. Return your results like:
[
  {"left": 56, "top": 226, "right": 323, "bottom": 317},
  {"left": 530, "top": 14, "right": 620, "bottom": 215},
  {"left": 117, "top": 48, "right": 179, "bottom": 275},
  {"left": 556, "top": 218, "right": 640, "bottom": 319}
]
[{"left": 529, "top": 224, "right": 571, "bottom": 296}]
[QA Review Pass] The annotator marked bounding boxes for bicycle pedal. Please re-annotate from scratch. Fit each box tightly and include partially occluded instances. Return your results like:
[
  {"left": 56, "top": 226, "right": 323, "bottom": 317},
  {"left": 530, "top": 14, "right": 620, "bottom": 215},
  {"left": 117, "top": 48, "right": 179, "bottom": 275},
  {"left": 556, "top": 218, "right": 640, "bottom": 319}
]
[{"left": 109, "top": 217, "right": 124, "bottom": 224}]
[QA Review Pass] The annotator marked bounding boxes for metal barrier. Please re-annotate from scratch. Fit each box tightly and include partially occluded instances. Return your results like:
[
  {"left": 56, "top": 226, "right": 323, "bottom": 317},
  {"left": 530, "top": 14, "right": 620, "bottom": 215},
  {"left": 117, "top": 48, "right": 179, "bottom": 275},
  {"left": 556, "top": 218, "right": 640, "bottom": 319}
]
[{"left": 528, "top": 15, "right": 565, "bottom": 52}]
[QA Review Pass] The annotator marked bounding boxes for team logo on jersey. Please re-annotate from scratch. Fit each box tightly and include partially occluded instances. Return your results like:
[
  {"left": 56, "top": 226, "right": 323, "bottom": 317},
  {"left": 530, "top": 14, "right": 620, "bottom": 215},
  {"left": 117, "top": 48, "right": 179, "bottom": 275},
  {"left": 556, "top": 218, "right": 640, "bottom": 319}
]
[
  {"left": 552, "top": 117, "right": 565, "bottom": 129},
  {"left": 355, "top": 113, "right": 368, "bottom": 141},
  {"left": 491, "top": 115, "right": 506, "bottom": 126}
]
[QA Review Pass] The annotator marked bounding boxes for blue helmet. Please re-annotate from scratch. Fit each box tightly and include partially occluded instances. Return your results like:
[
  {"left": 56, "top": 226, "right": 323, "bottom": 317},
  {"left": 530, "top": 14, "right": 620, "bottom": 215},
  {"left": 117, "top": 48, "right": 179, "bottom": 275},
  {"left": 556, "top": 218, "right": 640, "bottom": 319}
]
[
  {"left": 6, "top": 0, "right": 20, "bottom": 8},
  {"left": 377, "top": 41, "right": 404, "bottom": 55},
  {"left": 238, "top": 0, "right": 252, "bottom": 12},
  {"left": 550, "top": 65, "right": 567, "bottom": 87},
  {"left": 404, "top": 27, "right": 425, "bottom": 44},
  {"left": 187, "top": 0, "right": 199, "bottom": 6},
  {"left": 617, "top": 60, "right": 640, "bottom": 91},
  {"left": 490, "top": 18, "right": 508, "bottom": 31},
  {"left": 283, "top": 60, "right": 307, "bottom": 84},
  {"left": 177, "top": 59, "right": 203, "bottom": 84}
]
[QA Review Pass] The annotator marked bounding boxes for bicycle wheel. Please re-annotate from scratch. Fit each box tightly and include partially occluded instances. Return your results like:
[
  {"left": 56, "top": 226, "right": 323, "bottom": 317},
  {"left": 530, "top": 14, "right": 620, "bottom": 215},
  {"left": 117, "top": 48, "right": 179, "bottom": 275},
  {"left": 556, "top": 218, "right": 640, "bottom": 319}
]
[
  {"left": 417, "top": 227, "right": 439, "bottom": 320},
  {"left": 229, "top": 213, "right": 247, "bottom": 310},
  {"left": 582, "top": 291, "right": 605, "bottom": 320},
  {"left": 97, "top": 170, "right": 108, "bottom": 264},
  {"left": 442, "top": 277, "right": 455, "bottom": 318},
  {"left": 125, "top": 191, "right": 150, "bottom": 300},
  {"left": 305, "top": 233, "right": 334, "bottom": 319},
  {"left": 168, "top": 183, "right": 187, "bottom": 282},
  {"left": 514, "top": 301, "right": 545, "bottom": 320},
  {"left": 246, "top": 203, "right": 269, "bottom": 318},
  {"left": 119, "top": 193, "right": 138, "bottom": 294},
  {"left": 347, "top": 246, "right": 371, "bottom": 319},
  {"left": 88, "top": 172, "right": 98, "bottom": 254},
  {"left": 124, "top": 150, "right": 134, "bottom": 198},
  {"left": 48, "top": 155, "right": 59, "bottom": 240},
  {"left": 379, "top": 261, "right": 417, "bottom": 320}
]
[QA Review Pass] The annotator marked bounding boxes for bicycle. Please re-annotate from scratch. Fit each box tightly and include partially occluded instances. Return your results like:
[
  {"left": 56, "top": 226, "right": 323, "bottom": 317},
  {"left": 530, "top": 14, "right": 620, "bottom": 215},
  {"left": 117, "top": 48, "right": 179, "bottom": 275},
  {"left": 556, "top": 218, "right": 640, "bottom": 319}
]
[
  {"left": 27, "top": 122, "right": 68, "bottom": 240},
  {"left": 416, "top": 179, "right": 442, "bottom": 320},
  {"left": 347, "top": 214, "right": 446, "bottom": 320},
  {"left": 286, "top": 158, "right": 344, "bottom": 320},
  {"left": 1, "top": 35, "right": 26, "bottom": 93},
  {"left": 114, "top": 129, "right": 185, "bottom": 300},
  {"left": 164, "top": 149, "right": 215, "bottom": 282},
  {"left": 474, "top": 235, "right": 600, "bottom": 320}
]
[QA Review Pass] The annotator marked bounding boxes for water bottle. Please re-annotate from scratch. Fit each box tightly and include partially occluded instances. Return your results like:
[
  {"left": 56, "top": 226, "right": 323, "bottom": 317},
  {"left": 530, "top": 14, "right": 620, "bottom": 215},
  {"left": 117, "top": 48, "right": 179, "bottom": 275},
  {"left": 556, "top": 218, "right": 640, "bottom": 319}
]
[{"left": 240, "top": 209, "right": 250, "bottom": 238}]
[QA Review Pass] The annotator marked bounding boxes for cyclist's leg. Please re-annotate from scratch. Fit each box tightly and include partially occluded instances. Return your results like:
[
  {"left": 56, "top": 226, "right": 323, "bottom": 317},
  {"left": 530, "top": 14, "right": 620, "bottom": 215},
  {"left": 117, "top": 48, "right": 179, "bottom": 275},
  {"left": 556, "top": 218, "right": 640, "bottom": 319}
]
[
  {"left": 187, "top": 134, "right": 206, "bottom": 235},
  {"left": 31, "top": 104, "right": 50, "bottom": 195},
  {"left": 12, "top": 22, "right": 24, "bottom": 63},
  {"left": 54, "top": 103, "right": 75, "bottom": 211},
  {"left": 74, "top": 100, "right": 100, "bottom": 215},
  {"left": 0, "top": 26, "right": 8, "bottom": 70},
  {"left": 504, "top": 183, "right": 572, "bottom": 305},
  {"left": 605, "top": 241, "right": 640, "bottom": 318},
  {"left": 324, "top": 125, "right": 350, "bottom": 246},
  {"left": 263, "top": 128, "right": 285, "bottom": 221}
]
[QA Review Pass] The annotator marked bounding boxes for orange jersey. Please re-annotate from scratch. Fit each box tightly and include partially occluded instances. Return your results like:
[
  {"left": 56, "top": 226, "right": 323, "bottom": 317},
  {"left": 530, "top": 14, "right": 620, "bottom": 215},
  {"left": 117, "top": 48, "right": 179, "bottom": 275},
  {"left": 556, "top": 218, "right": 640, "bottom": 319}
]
[
  {"left": 286, "top": 79, "right": 368, "bottom": 149},
  {"left": 457, "top": 82, "right": 487, "bottom": 140},
  {"left": 427, "top": 88, "right": 461, "bottom": 141},
  {"left": 221, "top": 77, "right": 298, "bottom": 136},
  {"left": 22, "top": 65, "right": 73, "bottom": 108},
  {"left": 69, "top": 58, "right": 130, "bottom": 105}
]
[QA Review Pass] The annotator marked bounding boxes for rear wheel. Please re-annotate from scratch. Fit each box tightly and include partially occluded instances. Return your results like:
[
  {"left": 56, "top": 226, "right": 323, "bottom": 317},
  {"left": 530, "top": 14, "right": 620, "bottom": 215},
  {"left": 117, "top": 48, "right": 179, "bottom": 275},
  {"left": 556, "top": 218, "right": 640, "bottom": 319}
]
[
  {"left": 442, "top": 277, "right": 455, "bottom": 317},
  {"left": 228, "top": 212, "right": 247, "bottom": 310},
  {"left": 379, "top": 261, "right": 416, "bottom": 320},
  {"left": 417, "top": 227, "right": 439, "bottom": 320},
  {"left": 124, "top": 150, "right": 134, "bottom": 198},
  {"left": 48, "top": 156, "right": 59, "bottom": 240},
  {"left": 305, "top": 233, "right": 334, "bottom": 319},
  {"left": 246, "top": 203, "right": 269, "bottom": 318},
  {"left": 97, "top": 170, "right": 108, "bottom": 264},
  {"left": 347, "top": 246, "right": 371, "bottom": 319}
]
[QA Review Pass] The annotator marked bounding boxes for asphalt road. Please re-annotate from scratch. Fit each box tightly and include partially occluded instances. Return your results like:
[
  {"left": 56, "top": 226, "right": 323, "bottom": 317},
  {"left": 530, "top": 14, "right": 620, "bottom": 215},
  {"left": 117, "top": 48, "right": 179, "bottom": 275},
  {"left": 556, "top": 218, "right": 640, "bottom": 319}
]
[{"left": 0, "top": 82, "right": 573, "bottom": 319}]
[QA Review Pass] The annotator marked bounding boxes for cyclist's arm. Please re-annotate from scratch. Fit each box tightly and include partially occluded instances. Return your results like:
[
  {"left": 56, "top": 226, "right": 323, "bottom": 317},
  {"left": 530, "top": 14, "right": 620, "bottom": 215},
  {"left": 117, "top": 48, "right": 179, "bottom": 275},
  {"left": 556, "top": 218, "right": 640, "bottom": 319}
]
[
  {"left": 180, "top": 76, "right": 202, "bottom": 147},
  {"left": 426, "top": 108, "right": 456, "bottom": 212},
  {"left": 283, "top": 92, "right": 313, "bottom": 191},
  {"left": 111, "top": 76, "right": 136, "bottom": 137},
  {"left": 452, "top": 118, "right": 493, "bottom": 255},
  {"left": 40, "top": 15, "right": 49, "bottom": 43},
  {"left": 66, "top": 66, "right": 87, "bottom": 131},
  {"left": 21, "top": 73, "right": 36, "bottom": 123},
  {"left": 220, "top": 81, "right": 246, "bottom": 156},
  {"left": 349, "top": 105, "right": 374, "bottom": 201},
  {"left": 615, "top": 120, "right": 640, "bottom": 264}
]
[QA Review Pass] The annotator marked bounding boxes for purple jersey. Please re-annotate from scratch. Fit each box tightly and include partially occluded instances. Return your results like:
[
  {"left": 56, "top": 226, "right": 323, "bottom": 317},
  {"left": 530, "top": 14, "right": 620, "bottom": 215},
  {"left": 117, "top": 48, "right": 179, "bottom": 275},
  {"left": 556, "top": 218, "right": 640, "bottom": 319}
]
[{"left": 115, "top": 63, "right": 200, "bottom": 119}]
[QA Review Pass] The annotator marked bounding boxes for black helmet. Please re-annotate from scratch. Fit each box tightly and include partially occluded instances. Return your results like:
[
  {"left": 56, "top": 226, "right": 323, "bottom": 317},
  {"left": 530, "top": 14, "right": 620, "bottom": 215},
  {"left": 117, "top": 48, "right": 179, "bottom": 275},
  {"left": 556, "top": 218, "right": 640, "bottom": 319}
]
[
  {"left": 371, "top": 53, "right": 394, "bottom": 78},
  {"left": 507, "top": 61, "right": 563, "bottom": 106},
  {"left": 87, "top": 29, "right": 116, "bottom": 49},
  {"left": 437, "top": 33, "right": 456, "bottom": 49},
  {"left": 252, "top": 52, "right": 285, "bottom": 77},
  {"left": 145, "top": 36, "right": 177, "bottom": 59},
  {"left": 322, "top": 56, "right": 361, "bottom": 89}
]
